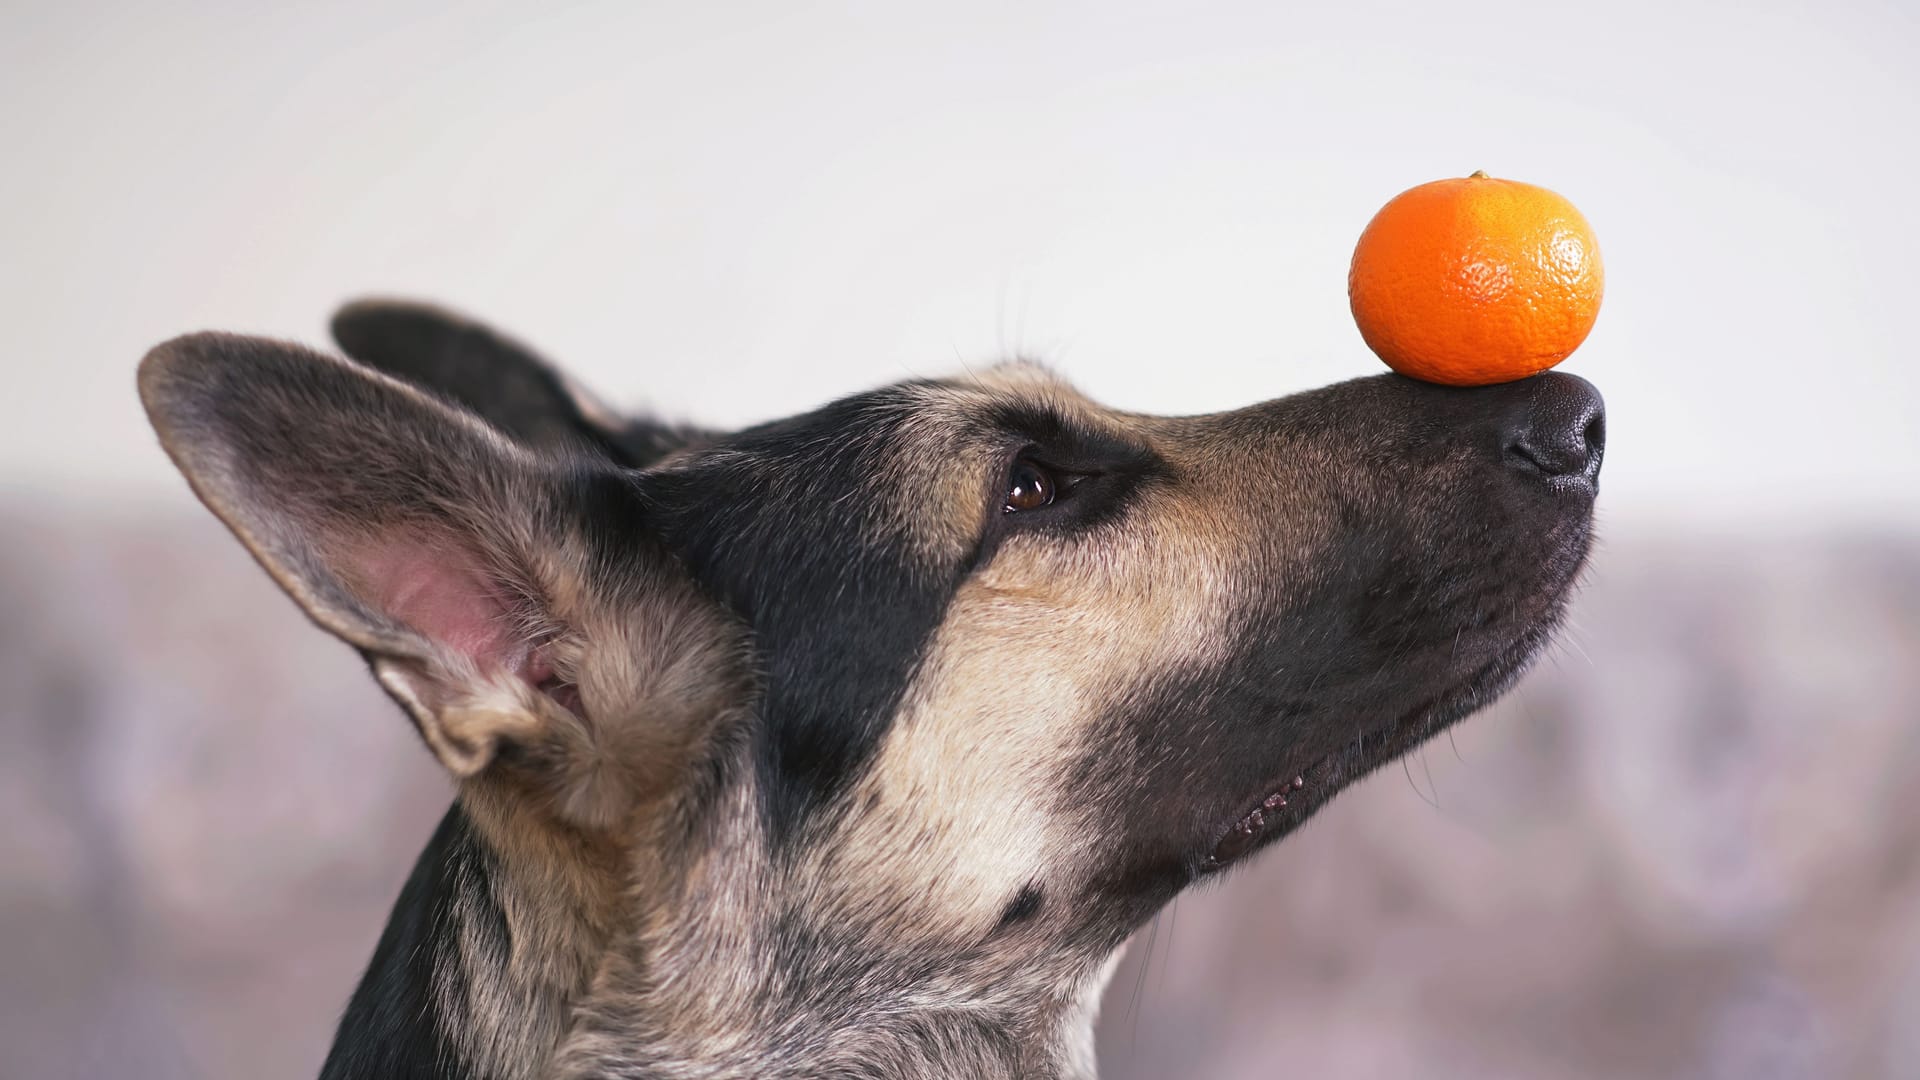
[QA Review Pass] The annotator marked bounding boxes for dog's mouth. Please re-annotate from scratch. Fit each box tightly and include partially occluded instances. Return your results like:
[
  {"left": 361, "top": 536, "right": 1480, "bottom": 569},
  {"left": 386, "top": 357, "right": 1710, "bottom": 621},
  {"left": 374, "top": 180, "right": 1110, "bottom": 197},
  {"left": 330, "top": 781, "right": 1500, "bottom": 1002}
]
[{"left": 1204, "top": 619, "right": 1557, "bottom": 871}]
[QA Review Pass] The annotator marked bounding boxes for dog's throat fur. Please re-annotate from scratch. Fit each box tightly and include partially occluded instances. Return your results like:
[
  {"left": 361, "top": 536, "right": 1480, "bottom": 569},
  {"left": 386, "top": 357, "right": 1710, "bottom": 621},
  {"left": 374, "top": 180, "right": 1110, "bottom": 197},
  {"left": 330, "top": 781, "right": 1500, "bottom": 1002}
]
[
  {"left": 321, "top": 806, "right": 514, "bottom": 1079},
  {"left": 321, "top": 803, "right": 613, "bottom": 1080},
  {"left": 321, "top": 799, "right": 1111, "bottom": 1080}
]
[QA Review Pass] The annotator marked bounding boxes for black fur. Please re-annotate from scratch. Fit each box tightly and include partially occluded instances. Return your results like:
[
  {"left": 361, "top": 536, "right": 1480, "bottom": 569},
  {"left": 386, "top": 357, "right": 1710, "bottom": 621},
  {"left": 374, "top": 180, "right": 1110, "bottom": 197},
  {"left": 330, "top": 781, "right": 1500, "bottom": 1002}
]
[
  {"left": 1067, "top": 374, "right": 1598, "bottom": 925},
  {"left": 320, "top": 807, "right": 500, "bottom": 1080},
  {"left": 140, "top": 304, "right": 1604, "bottom": 1080},
  {"left": 641, "top": 386, "right": 975, "bottom": 837},
  {"left": 641, "top": 387, "right": 1178, "bottom": 840},
  {"left": 996, "top": 885, "right": 1044, "bottom": 929},
  {"left": 332, "top": 298, "right": 711, "bottom": 467}
]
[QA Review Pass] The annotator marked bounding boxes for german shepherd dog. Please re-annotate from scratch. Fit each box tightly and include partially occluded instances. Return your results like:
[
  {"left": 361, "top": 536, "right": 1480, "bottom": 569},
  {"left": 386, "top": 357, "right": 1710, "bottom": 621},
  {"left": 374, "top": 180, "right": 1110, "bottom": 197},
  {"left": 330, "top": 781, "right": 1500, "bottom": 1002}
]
[{"left": 138, "top": 300, "right": 1603, "bottom": 1079}]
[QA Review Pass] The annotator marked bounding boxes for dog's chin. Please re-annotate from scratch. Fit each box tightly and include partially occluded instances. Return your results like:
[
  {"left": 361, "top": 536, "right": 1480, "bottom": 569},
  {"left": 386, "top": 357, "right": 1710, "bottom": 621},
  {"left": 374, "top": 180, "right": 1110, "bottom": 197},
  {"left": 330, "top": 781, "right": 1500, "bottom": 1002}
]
[{"left": 1203, "top": 593, "right": 1575, "bottom": 873}]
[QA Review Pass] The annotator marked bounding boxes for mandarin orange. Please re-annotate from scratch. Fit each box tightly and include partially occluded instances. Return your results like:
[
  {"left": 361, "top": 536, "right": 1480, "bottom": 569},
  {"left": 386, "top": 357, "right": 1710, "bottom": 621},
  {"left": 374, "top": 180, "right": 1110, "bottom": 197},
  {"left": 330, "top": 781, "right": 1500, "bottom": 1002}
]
[{"left": 1348, "top": 171, "right": 1603, "bottom": 386}]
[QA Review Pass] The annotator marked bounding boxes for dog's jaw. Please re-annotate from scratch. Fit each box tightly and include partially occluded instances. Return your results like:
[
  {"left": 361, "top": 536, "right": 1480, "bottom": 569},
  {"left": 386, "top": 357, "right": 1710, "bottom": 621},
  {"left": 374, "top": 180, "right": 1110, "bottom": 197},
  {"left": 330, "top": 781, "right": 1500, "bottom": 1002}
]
[{"left": 1203, "top": 561, "right": 1583, "bottom": 875}]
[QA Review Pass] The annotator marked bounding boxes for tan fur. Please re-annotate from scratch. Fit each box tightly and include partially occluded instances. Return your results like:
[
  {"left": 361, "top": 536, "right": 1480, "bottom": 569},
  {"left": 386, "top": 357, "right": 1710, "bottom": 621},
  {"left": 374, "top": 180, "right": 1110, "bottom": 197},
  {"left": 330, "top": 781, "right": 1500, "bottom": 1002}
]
[
  {"left": 526, "top": 368, "right": 1308, "bottom": 1077},
  {"left": 816, "top": 373, "right": 1265, "bottom": 940},
  {"left": 143, "top": 310, "right": 1595, "bottom": 1079}
]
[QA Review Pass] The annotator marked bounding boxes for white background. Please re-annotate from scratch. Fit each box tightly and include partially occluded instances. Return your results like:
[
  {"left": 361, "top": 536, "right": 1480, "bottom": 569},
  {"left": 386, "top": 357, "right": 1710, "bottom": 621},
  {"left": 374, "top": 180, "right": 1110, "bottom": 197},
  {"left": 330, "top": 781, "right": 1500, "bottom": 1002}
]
[{"left": 4, "top": 0, "right": 1916, "bottom": 524}]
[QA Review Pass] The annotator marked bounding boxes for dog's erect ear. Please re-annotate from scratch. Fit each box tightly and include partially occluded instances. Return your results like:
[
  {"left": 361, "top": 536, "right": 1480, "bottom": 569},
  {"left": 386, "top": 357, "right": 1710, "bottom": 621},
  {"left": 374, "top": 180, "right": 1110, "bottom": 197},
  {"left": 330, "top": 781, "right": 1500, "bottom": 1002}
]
[
  {"left": 139, "top": 333, "right": 742, "bottom": 822},
  {"left": 330, "top": 299, "right": 711, "bottom": 467}
]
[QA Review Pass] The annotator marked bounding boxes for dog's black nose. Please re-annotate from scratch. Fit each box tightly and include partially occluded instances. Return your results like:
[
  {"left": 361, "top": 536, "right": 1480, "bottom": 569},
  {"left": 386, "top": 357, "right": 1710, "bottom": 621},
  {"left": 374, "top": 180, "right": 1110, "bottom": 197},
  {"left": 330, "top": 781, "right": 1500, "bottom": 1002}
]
[{"left": 1502, "top": 372, "right": 1605, "bottom": 490}]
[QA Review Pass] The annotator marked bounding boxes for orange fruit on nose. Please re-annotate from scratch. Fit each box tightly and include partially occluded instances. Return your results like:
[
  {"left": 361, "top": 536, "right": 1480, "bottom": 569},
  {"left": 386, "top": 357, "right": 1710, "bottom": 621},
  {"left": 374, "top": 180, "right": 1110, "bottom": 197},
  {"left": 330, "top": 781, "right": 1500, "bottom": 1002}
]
[{"left": 1348, "top": 171, "right": 1603, "bottom": 387}]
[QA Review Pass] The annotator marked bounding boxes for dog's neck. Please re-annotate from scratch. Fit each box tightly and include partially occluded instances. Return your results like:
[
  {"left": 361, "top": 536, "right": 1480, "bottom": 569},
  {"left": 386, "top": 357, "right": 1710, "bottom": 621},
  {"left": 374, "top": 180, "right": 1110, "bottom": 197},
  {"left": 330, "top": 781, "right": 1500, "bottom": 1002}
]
[
  {"left": 318, "top": 791, "right": 624, "bottom": 1080},
  {"left": 546, "top": 782, "right": 1115, "bottom": 1079},
  {"left": 321, "top": 789, "right": 1114, "bottom": 1080}
]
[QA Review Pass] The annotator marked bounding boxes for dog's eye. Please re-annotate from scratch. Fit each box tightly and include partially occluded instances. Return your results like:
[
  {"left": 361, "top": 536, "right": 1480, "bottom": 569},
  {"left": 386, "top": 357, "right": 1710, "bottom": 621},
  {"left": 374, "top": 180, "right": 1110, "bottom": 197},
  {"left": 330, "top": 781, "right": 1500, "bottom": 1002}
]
[{"left": 1003, "top": 460, "right": 1057, "bottom": 514}]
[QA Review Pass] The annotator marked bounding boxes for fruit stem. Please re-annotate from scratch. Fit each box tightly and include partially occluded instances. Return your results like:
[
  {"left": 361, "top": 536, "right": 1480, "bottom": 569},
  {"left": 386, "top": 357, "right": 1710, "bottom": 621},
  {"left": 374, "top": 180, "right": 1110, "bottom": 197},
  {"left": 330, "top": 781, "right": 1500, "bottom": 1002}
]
[{"left": 1469, "top": 169, "right": 1490, "bottom": 179}]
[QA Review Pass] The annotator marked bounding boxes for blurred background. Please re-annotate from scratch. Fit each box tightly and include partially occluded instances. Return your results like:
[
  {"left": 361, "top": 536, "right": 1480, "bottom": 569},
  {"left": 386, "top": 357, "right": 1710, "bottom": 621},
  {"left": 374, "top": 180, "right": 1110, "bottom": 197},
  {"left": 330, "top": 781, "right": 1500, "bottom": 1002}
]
[{"left": 3, "top": 1, "right": 1917, "bottom": 1077}]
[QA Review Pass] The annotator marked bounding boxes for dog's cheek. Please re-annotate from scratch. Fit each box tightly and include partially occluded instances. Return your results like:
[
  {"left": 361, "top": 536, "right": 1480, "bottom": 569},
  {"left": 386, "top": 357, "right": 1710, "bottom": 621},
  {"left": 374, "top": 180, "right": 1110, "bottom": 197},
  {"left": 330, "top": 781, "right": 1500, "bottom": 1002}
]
[{"left": 821, "top": 510, "right": 1242, "bottom": 943}]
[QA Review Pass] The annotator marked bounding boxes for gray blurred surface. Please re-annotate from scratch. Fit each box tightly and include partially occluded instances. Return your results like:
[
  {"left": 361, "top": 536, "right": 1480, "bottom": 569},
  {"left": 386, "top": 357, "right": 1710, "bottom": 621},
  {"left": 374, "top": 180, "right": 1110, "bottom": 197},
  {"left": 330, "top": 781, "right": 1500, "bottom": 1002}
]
[{"left": 3, "top": 506, "right": 1916, "bottom": 1078}]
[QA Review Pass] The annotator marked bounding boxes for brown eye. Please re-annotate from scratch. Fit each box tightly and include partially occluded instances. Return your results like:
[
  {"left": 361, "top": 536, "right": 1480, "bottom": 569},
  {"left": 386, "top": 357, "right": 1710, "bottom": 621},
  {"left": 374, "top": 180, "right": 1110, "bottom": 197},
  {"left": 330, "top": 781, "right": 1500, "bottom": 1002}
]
[{"left": 1004, "top": 460, "right": 1056, "bottom": 513}]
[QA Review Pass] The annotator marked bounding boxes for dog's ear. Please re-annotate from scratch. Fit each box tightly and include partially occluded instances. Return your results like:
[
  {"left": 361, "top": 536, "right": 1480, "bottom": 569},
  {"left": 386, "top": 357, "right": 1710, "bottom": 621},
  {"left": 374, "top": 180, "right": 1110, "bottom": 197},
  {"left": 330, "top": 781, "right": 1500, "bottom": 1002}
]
[
  {"left": 330, "top": 299, "right": 711, "bottom": 467},
  {"left": 139, "top": 333, "right": 742, "bottom": 825}
]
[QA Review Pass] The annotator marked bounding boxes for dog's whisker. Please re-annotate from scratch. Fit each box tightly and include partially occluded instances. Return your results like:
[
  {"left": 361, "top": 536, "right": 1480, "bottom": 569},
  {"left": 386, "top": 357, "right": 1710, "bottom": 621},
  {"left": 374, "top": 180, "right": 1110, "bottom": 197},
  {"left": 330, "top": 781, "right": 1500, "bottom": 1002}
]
[
  {"left": 1158, "top": 897, "right": 1179, "bottom": 1000},
  {"left": 1126, "top": 913, "right": 1162, "bottom": 1050},
  {"left": 1403, "top": 756, "right": 1441, "bottom": 811}
]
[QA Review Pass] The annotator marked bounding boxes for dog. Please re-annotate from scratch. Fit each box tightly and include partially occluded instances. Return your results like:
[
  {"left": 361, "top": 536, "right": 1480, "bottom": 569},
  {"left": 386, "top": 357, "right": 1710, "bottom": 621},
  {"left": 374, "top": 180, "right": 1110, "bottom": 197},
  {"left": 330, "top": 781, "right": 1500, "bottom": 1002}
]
[{"left": 138, "top": 299, "right": 1603, "bottom": 1079}]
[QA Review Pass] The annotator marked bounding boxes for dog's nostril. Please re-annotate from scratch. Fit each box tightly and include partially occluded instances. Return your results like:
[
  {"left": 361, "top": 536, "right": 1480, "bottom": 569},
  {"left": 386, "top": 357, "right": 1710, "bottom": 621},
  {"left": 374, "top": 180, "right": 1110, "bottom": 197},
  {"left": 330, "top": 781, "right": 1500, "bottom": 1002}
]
[
  {"left": 1582, "top": 411, "right": 1606, "bottom": 456},
  {"left": 1501, "top": 372, "right": 1605, "bottom": 485},
  {"left": 1506, "top": 439, "right": 1552, "bottom": 475}
]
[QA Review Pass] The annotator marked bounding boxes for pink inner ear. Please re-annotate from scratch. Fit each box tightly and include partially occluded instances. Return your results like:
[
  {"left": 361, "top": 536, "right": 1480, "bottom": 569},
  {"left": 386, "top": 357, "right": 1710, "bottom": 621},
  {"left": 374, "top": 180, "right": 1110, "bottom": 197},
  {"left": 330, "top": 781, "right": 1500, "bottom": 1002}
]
[{"left": 346, "top": 532, "right": 528, "bottom": 675}]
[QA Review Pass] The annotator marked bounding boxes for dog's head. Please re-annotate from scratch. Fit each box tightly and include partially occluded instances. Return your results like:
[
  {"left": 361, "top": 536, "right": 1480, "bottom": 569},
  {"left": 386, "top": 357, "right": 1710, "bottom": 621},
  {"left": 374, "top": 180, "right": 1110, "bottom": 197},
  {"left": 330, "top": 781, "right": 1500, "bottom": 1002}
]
[{"left": 141, "top": 302, "right": 1600, "bottom": 1073}]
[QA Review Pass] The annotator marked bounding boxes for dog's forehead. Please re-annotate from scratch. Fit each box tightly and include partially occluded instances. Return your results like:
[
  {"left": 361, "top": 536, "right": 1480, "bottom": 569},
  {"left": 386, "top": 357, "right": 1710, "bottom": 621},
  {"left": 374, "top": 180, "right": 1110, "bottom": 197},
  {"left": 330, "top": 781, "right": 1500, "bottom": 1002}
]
[
  {"left": 941, "top": 359, "right": 1090, "bottom": 404},
  {"left": 890, "top": 361, "right": 1109, "bottom": 431}
]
